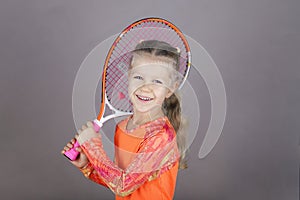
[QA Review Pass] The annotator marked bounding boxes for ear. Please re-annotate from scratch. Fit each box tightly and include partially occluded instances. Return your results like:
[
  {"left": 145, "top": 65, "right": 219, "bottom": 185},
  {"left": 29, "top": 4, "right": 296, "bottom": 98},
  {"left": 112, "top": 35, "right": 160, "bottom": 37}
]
[
  {"left": 166, "top": 89, "right": 173, "bottom": 99},
  {"left": 166, "top": 79, "right": 179, "bottom": 98}
]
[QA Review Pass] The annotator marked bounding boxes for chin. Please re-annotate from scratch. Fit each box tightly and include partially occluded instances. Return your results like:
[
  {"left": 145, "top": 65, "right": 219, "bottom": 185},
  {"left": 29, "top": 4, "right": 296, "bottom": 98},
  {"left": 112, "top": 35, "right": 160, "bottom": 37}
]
[{"left": 134, "top": 106, "right": 153, "bottom": 114}]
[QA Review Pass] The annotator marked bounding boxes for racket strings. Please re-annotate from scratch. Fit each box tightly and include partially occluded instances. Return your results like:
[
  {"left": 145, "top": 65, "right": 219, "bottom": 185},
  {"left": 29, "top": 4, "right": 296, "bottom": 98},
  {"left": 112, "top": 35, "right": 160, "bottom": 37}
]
[
  {"left": 105, "top": 20, "right": 190, "bottom": 113},
  {"left": 135, "top": 21, "right": 189, "bottom": 78},
  {"left": 106, "top": 54, "right": 132, "bottom": 112}
]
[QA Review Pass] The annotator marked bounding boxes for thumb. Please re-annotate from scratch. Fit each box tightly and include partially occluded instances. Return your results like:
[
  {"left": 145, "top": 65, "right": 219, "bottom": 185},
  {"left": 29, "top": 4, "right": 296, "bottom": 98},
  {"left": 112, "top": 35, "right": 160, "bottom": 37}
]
[{"left": 76, "top": 146, "right": 82, "bottom": 152}]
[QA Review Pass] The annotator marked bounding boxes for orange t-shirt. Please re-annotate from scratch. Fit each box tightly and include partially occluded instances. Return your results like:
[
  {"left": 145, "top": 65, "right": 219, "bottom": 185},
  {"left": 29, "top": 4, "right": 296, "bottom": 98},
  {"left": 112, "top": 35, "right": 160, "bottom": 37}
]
[
  {"left": 78, "top": 116, "right": 180, "bottom": 200},
  {"left": 114, "top": 117, "right": 179, "bottom": 200}
]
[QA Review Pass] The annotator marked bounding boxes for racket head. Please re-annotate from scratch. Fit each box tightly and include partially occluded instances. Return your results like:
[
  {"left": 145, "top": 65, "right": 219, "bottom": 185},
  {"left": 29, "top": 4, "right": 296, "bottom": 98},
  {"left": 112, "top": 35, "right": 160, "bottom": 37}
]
[{"left": 97, "top": 17, "right": 191, "bottom": 122}]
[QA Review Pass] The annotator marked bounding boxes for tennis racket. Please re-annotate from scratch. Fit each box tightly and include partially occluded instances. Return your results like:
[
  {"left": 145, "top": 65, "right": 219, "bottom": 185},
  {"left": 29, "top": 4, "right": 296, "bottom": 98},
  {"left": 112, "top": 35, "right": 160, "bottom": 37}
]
[{"left": 64, "top": 17, "right": 191, "bottom": 160}]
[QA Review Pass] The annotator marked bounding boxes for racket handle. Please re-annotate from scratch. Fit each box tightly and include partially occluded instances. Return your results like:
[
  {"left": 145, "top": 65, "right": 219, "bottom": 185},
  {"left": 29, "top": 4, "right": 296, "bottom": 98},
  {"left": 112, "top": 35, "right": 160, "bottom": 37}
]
[
  {"left": 64, "top": 121, "right": 101, "bottom": 161},
  {"left": 64, "top": 140, "right": 80, "bottom": 161}
]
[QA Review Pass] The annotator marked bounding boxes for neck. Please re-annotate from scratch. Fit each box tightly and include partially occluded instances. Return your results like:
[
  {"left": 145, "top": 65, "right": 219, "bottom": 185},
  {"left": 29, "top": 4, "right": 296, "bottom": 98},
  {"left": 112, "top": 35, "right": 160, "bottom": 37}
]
[{"left": 131, "top": 107, "right": 165, "bottom": 126}]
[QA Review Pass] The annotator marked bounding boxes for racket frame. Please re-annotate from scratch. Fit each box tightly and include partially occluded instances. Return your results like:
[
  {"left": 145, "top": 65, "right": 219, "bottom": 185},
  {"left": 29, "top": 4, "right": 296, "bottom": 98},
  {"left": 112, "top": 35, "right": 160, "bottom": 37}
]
[{"left": 95, "top": 17, "right": 191, "bottom": 126}]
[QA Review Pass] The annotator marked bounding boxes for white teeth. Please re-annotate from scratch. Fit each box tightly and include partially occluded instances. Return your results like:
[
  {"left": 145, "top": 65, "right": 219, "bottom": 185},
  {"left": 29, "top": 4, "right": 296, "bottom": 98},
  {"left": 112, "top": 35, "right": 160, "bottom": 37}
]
[{"left": 136, "top": 95, "right": 152, "bottom": 101}]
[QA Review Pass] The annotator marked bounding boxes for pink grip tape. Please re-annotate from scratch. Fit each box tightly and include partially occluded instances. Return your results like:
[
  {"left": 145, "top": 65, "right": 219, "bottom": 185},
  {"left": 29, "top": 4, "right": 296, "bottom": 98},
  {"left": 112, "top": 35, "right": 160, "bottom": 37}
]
[{"left": 64, "top": 140, "right": 80, "bottom": 161}]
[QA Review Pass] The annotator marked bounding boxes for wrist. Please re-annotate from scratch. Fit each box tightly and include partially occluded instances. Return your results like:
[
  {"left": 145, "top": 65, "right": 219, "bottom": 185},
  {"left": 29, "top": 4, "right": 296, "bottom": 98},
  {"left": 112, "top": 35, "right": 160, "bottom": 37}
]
[
  {"left": 79, "top": 161, "right": 90, "bottom": 170},
  {"left": 79, "top": 162, "right": 94, "bottom": 177}
]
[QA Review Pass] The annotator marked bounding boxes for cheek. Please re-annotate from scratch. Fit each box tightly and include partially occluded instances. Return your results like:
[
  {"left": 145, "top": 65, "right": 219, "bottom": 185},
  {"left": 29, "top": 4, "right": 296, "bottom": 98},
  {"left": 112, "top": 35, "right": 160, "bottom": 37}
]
[
  {"left": 155, "top": 89, "right": 169, "bottom": 101},
  {"left": 128, "top": 80, "right": 144, "bottom": 94},
  {"left": 128, "top": 83, "right": 142, "bottom": 99},
  {"left": 128, "top": 83, "right": 135, "bottom": 97}
]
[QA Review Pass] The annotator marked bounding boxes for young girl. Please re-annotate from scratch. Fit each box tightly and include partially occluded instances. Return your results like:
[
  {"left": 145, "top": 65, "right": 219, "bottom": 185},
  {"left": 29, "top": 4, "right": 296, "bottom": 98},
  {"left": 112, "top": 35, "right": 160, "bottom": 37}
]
[{"left": 62, "top": 40, "right": 187, "bottom": 200}]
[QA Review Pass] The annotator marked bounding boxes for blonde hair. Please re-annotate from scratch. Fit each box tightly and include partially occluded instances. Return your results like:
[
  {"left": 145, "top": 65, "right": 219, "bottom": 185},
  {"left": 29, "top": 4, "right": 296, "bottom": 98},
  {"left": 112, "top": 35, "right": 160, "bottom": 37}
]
[{"left": 130, "top": 40, "right": 188, "bottom": 169}]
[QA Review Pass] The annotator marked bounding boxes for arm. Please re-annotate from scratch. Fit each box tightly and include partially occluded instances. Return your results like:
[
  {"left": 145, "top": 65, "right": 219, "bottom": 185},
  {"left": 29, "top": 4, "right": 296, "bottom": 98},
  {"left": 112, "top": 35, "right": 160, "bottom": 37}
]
[
  {"left": 77, "top": 123, "right": 179, "bottom": 197},
  {"left": 61, "top": 134, "right": 108, "bottom": 187},
  {"left": 79, "top": 162, "right": 108, "bottom": 187}
]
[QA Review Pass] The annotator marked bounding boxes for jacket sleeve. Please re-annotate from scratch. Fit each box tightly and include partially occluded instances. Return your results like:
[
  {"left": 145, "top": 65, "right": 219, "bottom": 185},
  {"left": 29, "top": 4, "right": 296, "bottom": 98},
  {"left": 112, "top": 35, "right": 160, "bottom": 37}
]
[
  {"left": 77, "top": 125, "right": 179, "bottom": 197},
  {"left": 79, "top": 162, "right": 108, "bottom": 187}
]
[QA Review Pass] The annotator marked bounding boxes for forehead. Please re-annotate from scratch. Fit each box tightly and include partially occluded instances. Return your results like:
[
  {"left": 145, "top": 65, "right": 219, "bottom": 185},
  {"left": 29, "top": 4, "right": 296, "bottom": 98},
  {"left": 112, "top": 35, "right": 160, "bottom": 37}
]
[
  {"left": 131, "top": 53, "right": 176, "bottom": 68},
  {"left": 130, "top": 64, "right": 173, "bottom": 78}
]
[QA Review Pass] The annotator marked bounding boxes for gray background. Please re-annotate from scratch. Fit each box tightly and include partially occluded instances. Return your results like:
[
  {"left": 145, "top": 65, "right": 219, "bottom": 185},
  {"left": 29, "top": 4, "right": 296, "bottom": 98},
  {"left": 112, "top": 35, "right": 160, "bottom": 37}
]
[{"left": 0, "top": 0, "right": 299, "bottom": 200}]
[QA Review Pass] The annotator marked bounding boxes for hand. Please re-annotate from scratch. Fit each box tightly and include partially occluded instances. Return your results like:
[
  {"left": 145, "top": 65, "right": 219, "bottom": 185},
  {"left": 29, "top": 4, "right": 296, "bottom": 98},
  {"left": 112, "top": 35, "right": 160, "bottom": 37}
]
[{"left": 61, "top": 123, "right": 92, "bottom": 168}]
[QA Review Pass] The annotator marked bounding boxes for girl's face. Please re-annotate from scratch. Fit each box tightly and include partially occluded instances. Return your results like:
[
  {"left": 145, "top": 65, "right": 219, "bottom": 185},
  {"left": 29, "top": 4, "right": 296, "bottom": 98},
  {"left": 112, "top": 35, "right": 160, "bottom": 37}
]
[{"left": 128, "top": 55, "right": 177, "bottom": 114}]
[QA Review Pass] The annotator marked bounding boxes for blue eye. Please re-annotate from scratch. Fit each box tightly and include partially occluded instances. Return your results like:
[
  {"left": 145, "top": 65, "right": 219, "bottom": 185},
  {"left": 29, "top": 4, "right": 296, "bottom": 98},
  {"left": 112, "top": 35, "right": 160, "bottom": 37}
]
[
  {"left": 133, "top": 75, "right": 143, "bottom": 80},
  {"left": 153, "top": 79, "right": 163, "bottom": 84}
]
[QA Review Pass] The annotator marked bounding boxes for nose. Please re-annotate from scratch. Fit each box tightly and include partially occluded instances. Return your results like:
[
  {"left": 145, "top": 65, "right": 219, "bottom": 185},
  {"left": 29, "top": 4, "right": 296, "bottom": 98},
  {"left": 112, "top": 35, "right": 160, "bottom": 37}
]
[{"left": 139, "top": 83, "right": 153, "bottom": 92}]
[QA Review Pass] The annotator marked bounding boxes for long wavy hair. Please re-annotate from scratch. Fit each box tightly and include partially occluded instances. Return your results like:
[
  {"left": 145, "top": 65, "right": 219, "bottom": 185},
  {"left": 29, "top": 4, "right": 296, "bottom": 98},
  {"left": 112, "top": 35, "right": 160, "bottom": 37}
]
[{"left": 130, "top": 40, "right": 188, "bottom": 169}]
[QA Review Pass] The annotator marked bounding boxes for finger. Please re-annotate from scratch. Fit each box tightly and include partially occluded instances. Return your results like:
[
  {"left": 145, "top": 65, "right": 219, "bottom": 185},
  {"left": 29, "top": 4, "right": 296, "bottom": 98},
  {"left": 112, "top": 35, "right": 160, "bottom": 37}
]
[
  {"left": 75, "top": 134, "right": 79, "bottom": 139},
  {"left": 81, "top": 124, "right": 87, "bottom": 130},
  {"left": 67, "top": 143, "right": 73, "bottom": 148},
  {"left": 71, "top": 138, "right": 76, "bottom": 144},
  {"left": 86, "top": 121, "right": 93, "bottom": 128},
  {"left": 63, "top": 146, "right": 70, "bottom": 151},
  {"left": 76, "top": 147, "right": 82, "bottom": 152}
]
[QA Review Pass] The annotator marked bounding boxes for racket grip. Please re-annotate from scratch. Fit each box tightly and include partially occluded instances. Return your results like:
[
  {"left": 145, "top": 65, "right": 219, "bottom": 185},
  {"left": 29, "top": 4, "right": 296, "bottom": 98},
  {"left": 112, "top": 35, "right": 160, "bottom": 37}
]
[
  {"left": 93, "top": 120, "right": 101, "bottom": 132},
  {"left": 64, "top": 140, "right": 80, "bottom": 161}
]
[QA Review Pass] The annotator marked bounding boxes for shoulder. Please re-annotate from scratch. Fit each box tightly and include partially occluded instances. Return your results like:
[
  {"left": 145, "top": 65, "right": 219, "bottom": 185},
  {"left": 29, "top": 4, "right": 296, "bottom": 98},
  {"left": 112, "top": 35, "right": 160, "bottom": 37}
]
[
  {"left": 144, "top": 117, "right": 176, "bottom": 141},
  {"left": 137, "top": 117, "right": 178, "bottom": 155}
]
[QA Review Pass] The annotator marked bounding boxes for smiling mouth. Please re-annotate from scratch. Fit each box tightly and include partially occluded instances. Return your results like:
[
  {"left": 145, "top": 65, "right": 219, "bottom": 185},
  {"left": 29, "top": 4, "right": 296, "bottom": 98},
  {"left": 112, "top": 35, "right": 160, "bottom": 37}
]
[{"left": 136, "top": 94, "right": 154, "bottom": 102}]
